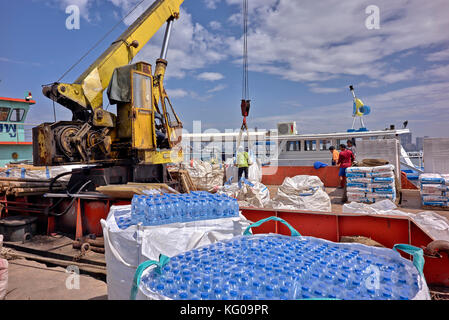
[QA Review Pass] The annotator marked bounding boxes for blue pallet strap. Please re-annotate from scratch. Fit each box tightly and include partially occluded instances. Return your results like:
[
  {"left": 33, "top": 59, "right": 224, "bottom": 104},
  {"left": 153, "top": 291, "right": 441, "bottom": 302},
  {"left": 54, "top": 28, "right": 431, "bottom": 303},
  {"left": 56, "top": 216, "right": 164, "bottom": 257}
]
[
  {"left": 46, "top": 167, "right": 50, "bottom": 179},
  {"left": 21, "top": 168, "right": 26, "bottom": 178},
  {"left": 393, "top": 244, "right": 425, "bottom": 276},
  {"left": 244, "top": 216, "right": 302, "bottom": 237},
  {"left": 130, "top": 254, "right": 170, "bottom": 300},
  {"left": 5, "top": 169, "right": 10, "bottom": 177}
]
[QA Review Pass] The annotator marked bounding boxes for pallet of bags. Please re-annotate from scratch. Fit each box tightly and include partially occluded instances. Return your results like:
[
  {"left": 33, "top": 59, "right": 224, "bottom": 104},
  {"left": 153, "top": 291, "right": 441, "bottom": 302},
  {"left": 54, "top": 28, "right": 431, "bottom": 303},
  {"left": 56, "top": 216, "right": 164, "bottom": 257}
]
[
  {"left": 346, "top": 165, "right": 396, "bottom": 204},
  {"left": 419, "top": 173, "right": 448, "bottom": 209}
]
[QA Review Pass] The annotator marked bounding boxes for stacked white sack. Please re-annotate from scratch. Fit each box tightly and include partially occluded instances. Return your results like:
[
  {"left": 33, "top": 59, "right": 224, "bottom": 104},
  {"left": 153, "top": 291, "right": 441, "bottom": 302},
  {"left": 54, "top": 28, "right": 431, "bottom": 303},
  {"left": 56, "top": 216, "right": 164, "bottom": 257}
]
[
  {"left": 346, "top": 165, "right": 396, "bottom": 204},
  {"left": 419, "top": 173, "right": 448, "bottom": 208},
  {"left": 269, "top": 175, "right": 332, "bottom": 212}
]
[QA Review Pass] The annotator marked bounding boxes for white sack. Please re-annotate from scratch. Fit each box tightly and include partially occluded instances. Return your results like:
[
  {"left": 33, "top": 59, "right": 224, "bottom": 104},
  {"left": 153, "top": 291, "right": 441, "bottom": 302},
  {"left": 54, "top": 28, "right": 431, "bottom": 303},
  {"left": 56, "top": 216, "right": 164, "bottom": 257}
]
[
  {"left": 218, "top": 180, "right": 270, "bottom": 208},
  {"left": 183, "top": 160, "right": 224, "bottom": 193},
  {"left": 269, "top": 175, "right": 331, "bottom": 212}
]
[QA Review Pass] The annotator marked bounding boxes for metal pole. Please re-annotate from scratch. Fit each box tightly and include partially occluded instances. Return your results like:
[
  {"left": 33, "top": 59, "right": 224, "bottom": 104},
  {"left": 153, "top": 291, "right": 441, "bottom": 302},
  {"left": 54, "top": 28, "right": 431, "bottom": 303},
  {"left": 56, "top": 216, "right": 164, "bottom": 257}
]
[{"left": 160, "top": 19, "right": 174, "bottom": 60}]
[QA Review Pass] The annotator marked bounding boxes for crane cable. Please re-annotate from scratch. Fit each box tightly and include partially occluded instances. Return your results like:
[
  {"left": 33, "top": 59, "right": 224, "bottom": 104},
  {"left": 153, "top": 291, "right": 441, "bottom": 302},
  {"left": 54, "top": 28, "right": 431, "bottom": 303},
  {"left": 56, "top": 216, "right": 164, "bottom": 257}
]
[
  {"left": 237, "top": 0, "right": 250, "bottom": 150},
  {"left": 242, "top": 0, "right": 249, "bottom": 102}
]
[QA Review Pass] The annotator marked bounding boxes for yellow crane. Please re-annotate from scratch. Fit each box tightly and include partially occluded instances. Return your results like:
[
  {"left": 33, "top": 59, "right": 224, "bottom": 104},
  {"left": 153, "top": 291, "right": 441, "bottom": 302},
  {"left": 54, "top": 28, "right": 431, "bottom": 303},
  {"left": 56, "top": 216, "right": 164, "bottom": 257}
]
[{"left": 33, "top": 0, "right": 185, "bottom": 186}]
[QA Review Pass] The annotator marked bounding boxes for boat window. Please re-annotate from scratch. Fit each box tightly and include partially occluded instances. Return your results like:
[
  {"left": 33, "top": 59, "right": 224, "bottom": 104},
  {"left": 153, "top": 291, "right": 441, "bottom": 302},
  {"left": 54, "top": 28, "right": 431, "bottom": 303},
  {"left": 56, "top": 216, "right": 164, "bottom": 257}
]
[
  {"left": 320, "top": 140, "right": 332, "bottom": 151},
  {"left": 0, "top": 107, "right": 10, "bottom": 121},
  {"left": 304, "top": 140, "right": 317, "bottom": 151},
  {"left": 286, "top": 141, "right": 300, "bottom": 152},
  {"left": 9, "top": 108, "right": 25, "bottom": 122}
]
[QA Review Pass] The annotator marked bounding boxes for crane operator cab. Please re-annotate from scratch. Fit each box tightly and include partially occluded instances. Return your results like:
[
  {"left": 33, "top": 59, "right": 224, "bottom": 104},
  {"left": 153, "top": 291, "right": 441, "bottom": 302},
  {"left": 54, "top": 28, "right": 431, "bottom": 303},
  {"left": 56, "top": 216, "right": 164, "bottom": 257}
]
[{"left": 108, "top": 60, "right": 182, "bottom": 162}]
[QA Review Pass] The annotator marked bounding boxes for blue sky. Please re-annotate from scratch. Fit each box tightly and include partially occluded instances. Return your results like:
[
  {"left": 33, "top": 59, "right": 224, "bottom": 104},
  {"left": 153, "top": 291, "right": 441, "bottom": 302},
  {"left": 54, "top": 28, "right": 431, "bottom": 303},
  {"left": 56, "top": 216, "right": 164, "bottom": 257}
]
[{"left": 1, "top": 0, "right": 449, "bottom": 140}]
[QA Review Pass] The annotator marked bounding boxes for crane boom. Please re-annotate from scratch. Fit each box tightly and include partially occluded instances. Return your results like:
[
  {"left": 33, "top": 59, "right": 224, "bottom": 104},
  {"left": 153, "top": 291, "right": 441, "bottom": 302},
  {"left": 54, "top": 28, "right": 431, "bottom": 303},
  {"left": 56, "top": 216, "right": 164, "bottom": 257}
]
[{"left": 43, "top": 0, "right": 184, "bottom": 127}]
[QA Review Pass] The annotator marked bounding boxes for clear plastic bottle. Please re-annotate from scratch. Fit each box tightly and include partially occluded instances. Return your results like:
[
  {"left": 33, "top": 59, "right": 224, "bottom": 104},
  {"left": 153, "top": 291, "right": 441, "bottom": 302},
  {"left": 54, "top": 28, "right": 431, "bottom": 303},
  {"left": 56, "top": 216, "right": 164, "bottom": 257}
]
[
  {"left": 154, "top": 200, "right": 164, "bottom": 225},
  {"left": 144, "top": 198, "right": 155, "bottom": 226},
  {"left": 164, "top": 199, "right": 173, "bottom": 224},
  {"left": 199, "top": 199, "right": 207, "bottom": 220}
]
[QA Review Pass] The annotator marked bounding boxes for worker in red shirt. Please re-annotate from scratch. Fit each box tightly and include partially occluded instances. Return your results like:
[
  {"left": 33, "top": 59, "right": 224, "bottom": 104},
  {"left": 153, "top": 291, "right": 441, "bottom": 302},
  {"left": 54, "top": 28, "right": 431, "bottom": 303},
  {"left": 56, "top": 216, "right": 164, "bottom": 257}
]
[{"left": 337, "top": 144, "right": 355, "bottom": 189}]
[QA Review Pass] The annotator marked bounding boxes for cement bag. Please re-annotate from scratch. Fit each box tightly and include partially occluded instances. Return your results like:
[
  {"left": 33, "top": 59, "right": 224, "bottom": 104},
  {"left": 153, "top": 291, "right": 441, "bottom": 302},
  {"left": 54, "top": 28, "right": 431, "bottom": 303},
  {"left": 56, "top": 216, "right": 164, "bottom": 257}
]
[
  {"left": 269, "top": 175, "right": 332, "bottom": 212},
  {"left": 101, "top": 205, "right": 252, "bottom": 300},
  {"left": 442, "top": 174, "right": 449, "bottom": 186}
]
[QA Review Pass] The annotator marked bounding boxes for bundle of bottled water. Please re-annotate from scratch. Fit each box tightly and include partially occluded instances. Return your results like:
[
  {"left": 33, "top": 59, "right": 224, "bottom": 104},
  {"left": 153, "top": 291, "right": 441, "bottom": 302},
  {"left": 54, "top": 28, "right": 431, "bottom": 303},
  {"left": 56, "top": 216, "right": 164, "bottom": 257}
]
[
  {"left": 419, "top": 173, "right": 449, "bottom": 207},
  {"left": 116, "top": 191, "right": 239, "bottom": 229},
  {"left": 141, "top": 234, "right": 421, "bottom": 300},
  {"left": 346, "top": 165, "right": 396, "bottom": 203}
]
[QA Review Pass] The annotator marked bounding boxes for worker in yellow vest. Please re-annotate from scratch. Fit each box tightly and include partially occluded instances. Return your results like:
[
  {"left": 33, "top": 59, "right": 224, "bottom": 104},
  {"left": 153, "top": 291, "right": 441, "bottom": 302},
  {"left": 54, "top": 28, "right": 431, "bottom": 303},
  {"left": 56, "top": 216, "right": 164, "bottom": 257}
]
[{"left": 236, "top": 146, "right": 251, "bottom": 181}]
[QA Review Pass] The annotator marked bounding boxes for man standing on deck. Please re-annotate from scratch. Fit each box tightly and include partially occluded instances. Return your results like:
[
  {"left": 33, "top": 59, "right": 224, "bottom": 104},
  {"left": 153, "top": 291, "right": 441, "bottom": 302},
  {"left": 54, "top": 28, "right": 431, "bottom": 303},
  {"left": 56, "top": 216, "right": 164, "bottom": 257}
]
[
  {"left": 338, "top": 144, "right": 355, "bottom": 189},
  {"left": 236, "top": 146, "right": 250, "bottom": 181},
  {"left": 329, "top": 146, "right": 339, "bottom": 166},
  {"left": 347, "top": 139, "right": 357, "bottom": 161}
]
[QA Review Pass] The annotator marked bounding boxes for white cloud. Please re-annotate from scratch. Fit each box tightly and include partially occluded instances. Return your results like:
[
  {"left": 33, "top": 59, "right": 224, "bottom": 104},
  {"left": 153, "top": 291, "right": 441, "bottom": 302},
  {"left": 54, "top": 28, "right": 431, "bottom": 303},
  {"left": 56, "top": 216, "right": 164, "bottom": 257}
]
[
  {"left": 204, "top": 0, "right": 221, "bottom": 10},
  {"left": 59, "top": 0, "right": 92, "bottom": 21},
  {"left": 422, "top": 64, "right": 449, "bottom": 80},
  {"left": 166, "top": 88, "right": 189, "bottom": 98},
  {"left": 426, "top": 48, "right": 449, "bottom": 62},
  {"left": 308, "top": 86, "right": 343, "bottom": 94},
  {"left": 209, "top": 21, "right": 222, "bottom": 30},
  {"left": 197, "top": 72, "right": 225, "bottom": 81},
  {"left": 207, "top": 84, "right": 227, "bottom": 93},
  {"left": 122, "top": 7, "right": 228, "bottom": 79},
  {"left": 225, "top": 0, "right": 449, "bottom": 85},
  {"left": 251, "top": 81, "right": 449, "bottom": 137}
]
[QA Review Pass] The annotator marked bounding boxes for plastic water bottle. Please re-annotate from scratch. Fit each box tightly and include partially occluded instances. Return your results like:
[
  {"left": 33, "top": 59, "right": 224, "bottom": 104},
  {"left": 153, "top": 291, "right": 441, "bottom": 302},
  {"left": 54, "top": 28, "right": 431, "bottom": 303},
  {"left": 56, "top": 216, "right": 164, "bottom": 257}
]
[
  {"left": 199, "top": 199, "right": 207, "bottom": 219},
  {"left": 144, "top": 198, "right": 155, "bottom": 226},
  {"left": 231, "top": 198, "right": 239, "bottom": 217}
]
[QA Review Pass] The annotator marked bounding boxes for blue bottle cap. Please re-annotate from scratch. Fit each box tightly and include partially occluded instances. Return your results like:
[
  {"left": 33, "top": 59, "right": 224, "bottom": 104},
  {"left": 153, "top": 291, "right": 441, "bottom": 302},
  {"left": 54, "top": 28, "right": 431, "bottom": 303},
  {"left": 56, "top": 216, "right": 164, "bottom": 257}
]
[
  {"left": 169, "top": 288, "right": 177, "bottom": 295},
  {"left": 203, "top": 283, "right": 211, "bottom": 290},
  {"left": 179, "top": 292, "right": 188, "bottom": 299}
]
